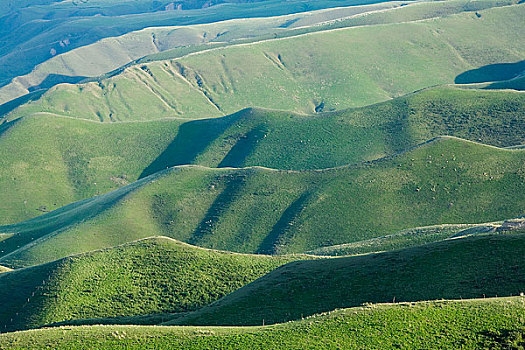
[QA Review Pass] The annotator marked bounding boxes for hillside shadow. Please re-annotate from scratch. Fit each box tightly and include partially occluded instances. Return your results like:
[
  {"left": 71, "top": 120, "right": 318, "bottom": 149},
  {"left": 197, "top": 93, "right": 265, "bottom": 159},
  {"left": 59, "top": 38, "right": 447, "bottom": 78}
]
[
  {"left": 0, "top": 90, "right": 46, "bottom": 118},
  {"left": 27, "top": 74, "right": 89, "bottom": 92},
  {"left": 139, "top": 113, "right": 240, "bottom": 179},
  {"left": 455, "top": 60, "right": 525, "bottom": 84},
  {"left": 218, "top": 125, "right": 268, "bottom": 168}
]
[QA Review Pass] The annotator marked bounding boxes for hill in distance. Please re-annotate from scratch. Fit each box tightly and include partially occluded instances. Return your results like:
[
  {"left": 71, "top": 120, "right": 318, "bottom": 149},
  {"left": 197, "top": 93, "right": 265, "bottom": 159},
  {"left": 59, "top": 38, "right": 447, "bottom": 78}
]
[{"left": 6, "top": 3, "right": 525, "bottom": 122}]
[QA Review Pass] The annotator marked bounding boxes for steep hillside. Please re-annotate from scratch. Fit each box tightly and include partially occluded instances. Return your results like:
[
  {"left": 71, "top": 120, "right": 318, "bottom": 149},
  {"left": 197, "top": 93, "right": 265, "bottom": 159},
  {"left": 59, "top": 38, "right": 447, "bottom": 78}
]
[
  {"left": 1, "top": 297, "right": 524, "bottom": 349},
  {"left": 0, "top": 87, "right": 523, "bottom": 225},
  {"left": 1, "top": 137, "right": 524, "bottom": 267},
  {"left": 167, "top": 232, "right": 525, "bottom": 326},
  {"left": 8, "top": 4, "right": 525, "bottom": 122},
  {"left": 0, "top": 237, "right": 302, "bottom": 332}
]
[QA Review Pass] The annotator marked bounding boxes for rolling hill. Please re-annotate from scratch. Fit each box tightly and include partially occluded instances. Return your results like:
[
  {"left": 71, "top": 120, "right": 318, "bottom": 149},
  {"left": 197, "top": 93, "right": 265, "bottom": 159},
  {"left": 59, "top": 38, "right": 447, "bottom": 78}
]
[
  {"left": 6, "top": 3, "right": 525, "bottom": 122},
  {"left": 166, "top": 232, "right": 525, "bottom": 326},
  {"left": 0, "top": 237, "right": 303, "bottom": 333},
  {"left": 1, "top": 136, "right": 524, "bottom": 268},
  {"left": 0, "top": 86, "right": 523, "bottom": 225},
  {"left": 1, "top": 298, "right": 524, "bottom": 349}
]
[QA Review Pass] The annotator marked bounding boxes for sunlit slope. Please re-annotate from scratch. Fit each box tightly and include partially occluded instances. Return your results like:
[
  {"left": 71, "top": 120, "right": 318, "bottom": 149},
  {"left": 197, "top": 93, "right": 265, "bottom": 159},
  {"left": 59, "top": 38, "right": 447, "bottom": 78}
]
[
  {"left": 166, "top": 232, "right": 525, "bottom": 326},
  {"left": 1, "top": 297, "right": 524, "bottom": 349},
  {"left": 0, "top": 237, "right": 301, "bottom": 333},
  {"left": 2, "top": 0, "right": 515, "bottom": 106},
  {"left": 0, "top": 87, "right": 523, "bottom": 225},
  {"left": 9, "top": 4, "right": 525, "bottom": 122},
  {"left": 1, "top": 137, "right": 524, "bottom": 267}
]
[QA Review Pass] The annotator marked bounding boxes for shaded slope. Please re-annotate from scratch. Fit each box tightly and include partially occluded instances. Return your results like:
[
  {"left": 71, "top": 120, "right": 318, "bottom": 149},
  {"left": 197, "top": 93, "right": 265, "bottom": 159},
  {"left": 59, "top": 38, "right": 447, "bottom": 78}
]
[
  {"left": 1, "top": 137, "right": 524, "bottom": 267},
  {"left": 167, "top": 233, "right": 525, "bottom": 326},
  {"left": 8, "top": 3, "right": 525, "bottom": 121},
  {"left": 0, "top": 237, "right": 302, "bottom": 333},
  {"left": 1, "top": 297, "right": 525, "bottom": 349},
  {"left": 0, "top": 87, "right": 523, "bottom": 225}
]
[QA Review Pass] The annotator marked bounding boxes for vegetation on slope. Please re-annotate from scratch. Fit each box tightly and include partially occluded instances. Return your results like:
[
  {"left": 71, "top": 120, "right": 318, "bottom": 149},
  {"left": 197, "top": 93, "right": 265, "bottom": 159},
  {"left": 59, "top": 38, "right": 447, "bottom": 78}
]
[
  {"left": 1, "top": 137, "right": 524, "bottom": 267},
  {"left": 1, "top": 297, "right": 524, "bottom": 349},
  {"left": 8, "top": 4, "right": 525, "bottom": 122},
  {"left": 0, "top": 237, "right": 301, "bottom": 333},
  {"left": 166, "top": 232, "right": 525, "bottom": 326},
  {"left": 0, "top": 87, "right": 523, "bottom": 225}
]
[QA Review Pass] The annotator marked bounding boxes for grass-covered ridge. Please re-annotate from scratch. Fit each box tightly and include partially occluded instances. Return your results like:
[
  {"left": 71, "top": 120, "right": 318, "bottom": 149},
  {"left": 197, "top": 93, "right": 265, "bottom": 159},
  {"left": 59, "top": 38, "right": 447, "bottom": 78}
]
[
  {"left": 167, "top": 232, "right": 525, "bottom": 326},
  {"left": 1, "top": 297, "right": 524, "bottom": 349},
  {"left": 0, "top": 86, "right": 523, "bottom": 225},
  {"left": 0, "top": 237, "right": 302, "bottom": 333},
  {"left": 1, "top": 136, "right": 524, "bottom": 267},
  {"left": 8, "top": 3, "right": 525, "bottom": 122}
]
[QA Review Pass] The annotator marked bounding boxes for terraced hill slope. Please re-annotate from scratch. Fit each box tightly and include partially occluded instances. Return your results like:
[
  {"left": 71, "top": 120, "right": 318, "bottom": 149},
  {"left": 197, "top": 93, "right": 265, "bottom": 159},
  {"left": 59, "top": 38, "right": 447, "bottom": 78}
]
[
  {"left": 0, "top": 237, "right": 302, "bottom": 332},
  {"left": 7, "top": 3, "right": 525, "bottom": 122},
  {"left": 166, "top": 232, "right": 525, "bottom": 326},
  {"left": 1, "top": 137, "right": 524, "bottom": 267},
  {"left": 0, "top": 87, "right": 523, "bottom": 225},
  {"left": 1, "top": 297, "right": 524, "bottom": 349}
]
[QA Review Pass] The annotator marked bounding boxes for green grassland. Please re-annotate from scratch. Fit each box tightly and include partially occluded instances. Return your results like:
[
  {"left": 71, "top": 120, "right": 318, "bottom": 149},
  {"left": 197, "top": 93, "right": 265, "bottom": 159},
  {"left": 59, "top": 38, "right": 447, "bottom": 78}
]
[
  {"left": 0, "top": 237, "right": 303, "bottom": 333},
  {"left": 0, "top": 86, "right": 523, "bottom": 225},
  {"left": 1, "top": 137, "right": 524, "bottom": 267},
  {"left": 0, "top": 0, "right": 412, "bottom": 105},
  {"left": 166, "top": 232, "right": 525, "bottom": 326},
  {"left": 2, "top": 0, "right": 515, "bottom": 106},
  {"left": 0, "top": 297, "right": 523, "bottom": 349},
  {"left": 1, "top": 0, "right": 394, "bottom": 95},
  {"left": 8, "top": 3, "right": 525, "bottom": 122}
]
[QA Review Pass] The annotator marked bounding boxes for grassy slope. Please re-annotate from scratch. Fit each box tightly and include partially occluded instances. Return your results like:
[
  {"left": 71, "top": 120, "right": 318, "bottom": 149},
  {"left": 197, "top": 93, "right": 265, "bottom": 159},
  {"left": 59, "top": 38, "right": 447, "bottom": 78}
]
[
  {"left": 1, "top": 0, "right": 389, "bottom": 91},
  {"left": 0, "top": 87, "right": 523, "bottom": 225},
  {"left": 8, "top": 4, "right": 525, "bottom": 122},
  {"left": 0, "top": 237, "right": 302, "bottom": 332},
  {"left": 0, "top": 1, "right": 412, "bottom": 105},
  {"left": 2, "top": 0, "right": 514, "bottom": 105},
  {"left": 1, "top": 137, "right": 524, "bottom": 267},
  {"left": 0, "top": 297, "right": 524, "bottom": 349},
  {"left": 167, "top": 232, "right": 525, "bottom": 326}
]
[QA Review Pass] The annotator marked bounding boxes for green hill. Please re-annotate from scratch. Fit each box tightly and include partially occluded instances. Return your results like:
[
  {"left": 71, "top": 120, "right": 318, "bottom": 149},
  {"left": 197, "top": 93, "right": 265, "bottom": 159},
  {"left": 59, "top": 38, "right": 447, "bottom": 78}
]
[
  {"left": 2, "top": 0, "right": 513, "bottom": 106},
  {"left": 7, "top": 3, "right": 525, "bottom": 122},
  {"left": 1, "top": 136, "right": 524, "bottom": 268},
  {"left": 1, "top": 297, "right": 524, "bottom": 349},
  {"left": 0, "top": 237, "right": 302, "bottom": 333},
  {"left": 0, "top": 86, "right": 523, "bottom": 225},
  {"left": 166, "top": 232, "right": 525, "bottom": 326}
]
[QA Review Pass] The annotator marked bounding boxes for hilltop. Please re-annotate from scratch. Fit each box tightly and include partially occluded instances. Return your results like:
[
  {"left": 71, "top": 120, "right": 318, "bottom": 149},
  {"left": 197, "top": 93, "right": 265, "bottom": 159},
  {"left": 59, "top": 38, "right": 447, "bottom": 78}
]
[
  {"left": 0, "top": 237, "right": 303, "bottom": 332},
  {"left": 1, "top": 136, "right": 524, "bottom": 267},
  {"left": 0, "top": 86, "right": 523, "bottom": 225}
]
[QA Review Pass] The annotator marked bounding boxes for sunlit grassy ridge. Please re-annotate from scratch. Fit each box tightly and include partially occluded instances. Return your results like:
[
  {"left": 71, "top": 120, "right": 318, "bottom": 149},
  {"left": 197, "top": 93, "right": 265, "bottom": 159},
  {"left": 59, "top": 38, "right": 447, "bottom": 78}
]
[
  {"left": 166, "top": 232, "right": 525, "bottom": 326},
  {"left": 0, "top": 237, "right": 303, "bottom": 332},
  {"left": 1, "top": 137, "right": 524, "bottom": 267},
  {"left": 0, "top": 87, "right": 523, "bottom": 225},
  {"left": 8, "top": 4, "right": 525, "bottom": 122},
  {"left": 1, "top": 297, "right": 524, "bottom": 349}
]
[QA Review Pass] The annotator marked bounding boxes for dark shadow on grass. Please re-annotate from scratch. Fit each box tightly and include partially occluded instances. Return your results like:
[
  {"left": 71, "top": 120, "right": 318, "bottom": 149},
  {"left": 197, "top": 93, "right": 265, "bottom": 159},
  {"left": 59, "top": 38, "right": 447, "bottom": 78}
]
[
  {"left": 139, "top": 112, "right": 242, "bottom": 179},
  {"left": 27, "top": 74, "right": 88, "bottom": 92},
  {"left": 188, "top": 172, "right": 247, "bottom": 246},
  {"left": 257, "top": 191, "right": 313, "bottom": 254},
  {"left": 0, "top": 90, "right": 46, "bottom": 118},
  {"left": 218, "top": 125, "right": 268, "bottom": 168},
  {"left": 455, "top": 60, "right": 525, "bottom": 84}
]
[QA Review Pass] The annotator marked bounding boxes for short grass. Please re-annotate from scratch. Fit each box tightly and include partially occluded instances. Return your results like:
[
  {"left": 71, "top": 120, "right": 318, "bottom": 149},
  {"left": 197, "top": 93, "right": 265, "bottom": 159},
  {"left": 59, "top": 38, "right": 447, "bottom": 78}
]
[
  {"left": 1, "top": 136, "right": 524, "bottom": 267},
  {"left": 166, "top": 232, "right": 525, "bottom": 326},
  {"left": 0, "top": 86, "right": 524, "bottom": 225},
  {"left": 0, "top": 297, "right": 524, "bottom": 349},
  {"left": 9, "top": 3, "right": 525, "bottom": 121},
  {"left": 0, "top": 237, "right": 303, "bottom": 333}
]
